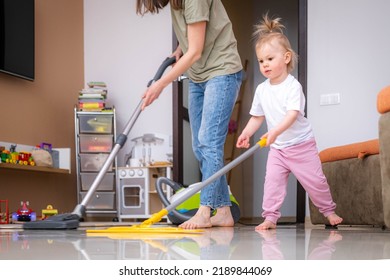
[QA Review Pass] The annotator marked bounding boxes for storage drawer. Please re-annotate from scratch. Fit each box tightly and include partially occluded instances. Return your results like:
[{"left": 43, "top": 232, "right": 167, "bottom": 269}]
[
  {"left": 80, "top": 172, "right": 115, "bottom": 191},
  {"left": 79, "top": 114, "right": 113, "bottom": 134},
  {"left": 80, "top": 153, "right": 113, "bottom": 172},
  {"left": 79, "top": 134, "right": 113, "bottom": 153},
  {"left": 80, "top": 191, "right": 115, "bottom": 210}
]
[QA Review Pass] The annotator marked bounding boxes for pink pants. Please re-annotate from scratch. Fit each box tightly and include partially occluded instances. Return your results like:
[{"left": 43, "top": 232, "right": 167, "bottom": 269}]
[{"left": 262, "top": 138, "right": 336, "bottom": 224}]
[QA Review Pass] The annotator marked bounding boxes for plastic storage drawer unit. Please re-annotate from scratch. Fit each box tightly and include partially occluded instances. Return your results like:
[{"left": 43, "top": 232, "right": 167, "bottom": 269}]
[{"left": 75, "top": 108, "right": 118, "bottom": 220}]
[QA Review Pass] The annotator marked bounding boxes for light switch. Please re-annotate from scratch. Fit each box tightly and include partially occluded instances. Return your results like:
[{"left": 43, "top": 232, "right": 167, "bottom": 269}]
[{"left": 320, "top": 93, "right": 341, "bottom": 106}]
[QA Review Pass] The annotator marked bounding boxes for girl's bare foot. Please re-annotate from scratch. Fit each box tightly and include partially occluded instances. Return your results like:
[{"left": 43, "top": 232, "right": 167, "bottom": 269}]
[
  {"left": 327, "top": 213, "right": 343, "bottom": 226},
  {"left": 255, "top": 220, "right": 276, "bottom": 231},
  {"left": 210, "top": 206, "right": 234, "bottom": 227},
  {"left": 178, "top": 206, "right": 212, "bottom": 229}
]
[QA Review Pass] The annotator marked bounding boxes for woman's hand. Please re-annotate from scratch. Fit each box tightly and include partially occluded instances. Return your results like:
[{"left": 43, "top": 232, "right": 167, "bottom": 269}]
[
  {"left": 172, "top": 46, "right": 183, "bottom": 63},
  {"left": 141, "top": 80, "right": 164, "bottom": 110}
]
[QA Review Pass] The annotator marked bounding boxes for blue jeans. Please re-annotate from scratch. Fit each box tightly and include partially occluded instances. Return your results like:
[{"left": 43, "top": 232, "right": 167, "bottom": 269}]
[{"left": 188, "top": 71, "right": 243, "bottom": 209}]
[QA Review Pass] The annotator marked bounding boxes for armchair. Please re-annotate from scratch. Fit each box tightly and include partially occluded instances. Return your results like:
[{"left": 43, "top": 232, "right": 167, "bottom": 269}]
[{"left": 309, "top": 86, "right": 390, "bottom": 228}]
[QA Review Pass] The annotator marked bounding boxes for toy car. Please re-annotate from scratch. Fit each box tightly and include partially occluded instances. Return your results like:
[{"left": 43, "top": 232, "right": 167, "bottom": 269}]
[{"left": 12, "top": 201, "right": 37, "bottom": 222}]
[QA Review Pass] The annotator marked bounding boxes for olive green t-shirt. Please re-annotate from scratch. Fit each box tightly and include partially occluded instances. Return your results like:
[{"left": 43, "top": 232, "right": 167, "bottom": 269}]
[{"left": 171, "top": 0, "right": 242, "bottom": 83}]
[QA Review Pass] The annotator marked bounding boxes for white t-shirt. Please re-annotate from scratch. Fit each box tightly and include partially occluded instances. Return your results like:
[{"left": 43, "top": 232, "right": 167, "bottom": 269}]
[{"left": 250, "top": 74, "right": 314, "bottom": 149}]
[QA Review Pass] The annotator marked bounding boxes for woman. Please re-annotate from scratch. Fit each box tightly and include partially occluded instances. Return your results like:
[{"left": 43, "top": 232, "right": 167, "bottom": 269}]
[{"left": 136, "top": 0, "right": 243, "bottom": 229}]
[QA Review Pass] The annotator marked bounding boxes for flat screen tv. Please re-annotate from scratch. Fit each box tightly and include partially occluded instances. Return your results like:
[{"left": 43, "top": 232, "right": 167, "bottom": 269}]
[{"left": 0, "top": 0, "right": 35, "bottom": 81}]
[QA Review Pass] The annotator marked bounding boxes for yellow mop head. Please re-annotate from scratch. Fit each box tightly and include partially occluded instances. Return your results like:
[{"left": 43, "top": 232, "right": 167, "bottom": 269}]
[{"left": 86, "top": 208, "right": 204, "bottom": 235}]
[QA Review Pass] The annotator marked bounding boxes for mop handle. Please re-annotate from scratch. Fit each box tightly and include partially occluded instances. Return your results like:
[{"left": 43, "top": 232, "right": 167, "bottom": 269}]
[{"left": 165, "top": 138, "right": 267, "bottom": 212}]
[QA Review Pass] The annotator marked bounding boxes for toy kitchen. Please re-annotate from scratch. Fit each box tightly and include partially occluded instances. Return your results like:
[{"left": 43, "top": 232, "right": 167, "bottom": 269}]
[{"left": 117, "top": 133, "right": 173, "bottom": 222}]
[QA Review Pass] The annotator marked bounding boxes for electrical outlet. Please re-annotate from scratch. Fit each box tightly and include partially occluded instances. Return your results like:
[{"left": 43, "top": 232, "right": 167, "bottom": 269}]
[{"left": 320, "top": 93, "right": 341, "bottom": 106}]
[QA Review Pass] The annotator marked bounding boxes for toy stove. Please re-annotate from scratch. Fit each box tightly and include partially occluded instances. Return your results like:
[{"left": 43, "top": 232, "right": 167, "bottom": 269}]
[
  {"left": 117, "top": 167, "right": 150, "bottom": 217},
  {"left": 116, "top": 165, "right": 172, "bottom": 221}
]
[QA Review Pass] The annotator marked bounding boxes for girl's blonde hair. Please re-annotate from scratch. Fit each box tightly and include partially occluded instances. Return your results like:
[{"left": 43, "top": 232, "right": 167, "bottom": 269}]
[
  {"left": 136, "top": 0, "right": 182, "bottom": 15},
  {"left": 253, "top": 14, "right": 297, "bottom": 73}
]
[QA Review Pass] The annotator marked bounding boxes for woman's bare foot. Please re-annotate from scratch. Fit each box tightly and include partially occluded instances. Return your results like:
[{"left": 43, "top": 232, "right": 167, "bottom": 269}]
[
  {"left": 255, "top": 220, "right": 276, "bottom": 231},
  {"left": 327, "top": 213, "right": 343, "bottom": 226},
  {"left": 210, "top": 206, "right": 234, "bottom": 227},
  {"left": 178, "top": 206, "right": 212, "bottom": 229}
]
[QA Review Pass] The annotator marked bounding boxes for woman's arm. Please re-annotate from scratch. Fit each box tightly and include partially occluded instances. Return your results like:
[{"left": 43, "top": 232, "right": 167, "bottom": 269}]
[{"left": 141, "top": 21, "right": 207, "bottom": 110}]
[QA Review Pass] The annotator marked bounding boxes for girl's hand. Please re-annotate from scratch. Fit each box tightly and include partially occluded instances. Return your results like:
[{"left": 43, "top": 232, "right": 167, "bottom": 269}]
[
  {"left": 261, "top": 130, "right": 277, "bottom": 146},
  {"left": 236, "top": 134, "right": 250, "bottom": 148}
]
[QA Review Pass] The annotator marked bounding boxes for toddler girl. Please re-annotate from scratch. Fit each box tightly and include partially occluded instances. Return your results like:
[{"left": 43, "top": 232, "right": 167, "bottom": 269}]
[{"left": 236, "top": 15, "right": 342, "bottom": 230}]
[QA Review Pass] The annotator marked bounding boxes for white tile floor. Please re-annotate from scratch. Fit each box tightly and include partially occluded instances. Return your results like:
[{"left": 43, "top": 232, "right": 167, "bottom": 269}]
[{"left": 1, "top": 222, "right": 389, "bottom": 260}]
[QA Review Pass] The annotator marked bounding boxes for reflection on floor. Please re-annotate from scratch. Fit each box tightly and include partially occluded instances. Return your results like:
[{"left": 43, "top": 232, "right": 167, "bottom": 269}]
[{"left": 0, "top": 223, "right": 389, "bottom": 260}]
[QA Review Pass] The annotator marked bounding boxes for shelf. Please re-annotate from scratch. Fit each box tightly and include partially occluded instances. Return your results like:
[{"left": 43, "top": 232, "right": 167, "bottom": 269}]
[
  {"left": 0, "top": 162, "right": 70, "bottom": 174},
  {"left": 1, "top": 141, "right": 71, "bottom": 174}
]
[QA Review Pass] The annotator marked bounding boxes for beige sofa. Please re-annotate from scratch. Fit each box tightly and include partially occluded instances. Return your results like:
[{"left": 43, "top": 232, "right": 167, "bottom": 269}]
[{"left": 309, "top": 86, "right": 390, "bottom": 228}]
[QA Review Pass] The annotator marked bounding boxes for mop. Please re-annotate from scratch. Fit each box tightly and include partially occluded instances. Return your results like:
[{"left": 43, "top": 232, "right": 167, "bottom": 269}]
[
  {"left": 86, "top": 138, "right": 267, "bottom": 234},
  {"left": 23, "top": 57, "right": 177, "bottom": 230}
]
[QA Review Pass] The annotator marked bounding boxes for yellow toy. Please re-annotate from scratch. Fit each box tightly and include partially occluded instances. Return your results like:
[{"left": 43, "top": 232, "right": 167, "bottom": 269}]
[{"left": 42, "top": 205, "right": 58, "bottom": 220}]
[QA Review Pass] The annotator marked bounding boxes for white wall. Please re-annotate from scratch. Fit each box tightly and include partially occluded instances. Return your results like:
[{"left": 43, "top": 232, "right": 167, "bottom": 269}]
[
  {"left": 84, "top": 0, "right": 173, "bottom": 166},
  {"left": 308, "top": 0, "right": 389, "bottom": 151}
]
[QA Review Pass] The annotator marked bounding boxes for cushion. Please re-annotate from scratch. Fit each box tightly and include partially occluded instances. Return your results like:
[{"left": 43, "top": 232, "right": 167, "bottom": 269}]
[
  {"left": 31, "top": 149, "right": 53, "bottom": 167},
  {"left": 319, "top": 139, "right": 379, "bottom": 163},
  {"left": 377, "top": 85, "right": 390, "bottom": 114}
]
